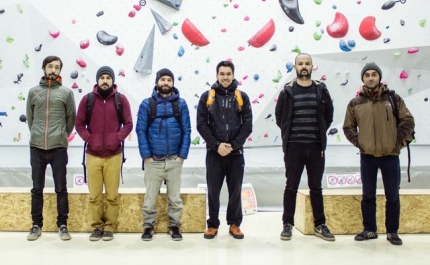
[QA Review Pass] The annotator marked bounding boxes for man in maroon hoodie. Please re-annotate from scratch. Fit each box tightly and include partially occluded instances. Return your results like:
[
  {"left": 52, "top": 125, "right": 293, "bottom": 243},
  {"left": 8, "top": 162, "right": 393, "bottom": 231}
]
[{"left": 75, "top": 66, "right": 133, "bottom": 241}]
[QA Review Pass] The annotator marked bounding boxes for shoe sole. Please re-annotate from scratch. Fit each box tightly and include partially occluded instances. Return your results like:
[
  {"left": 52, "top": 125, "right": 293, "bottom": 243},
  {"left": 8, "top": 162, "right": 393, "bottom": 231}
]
[
  {"left": 280, "top": 235, "right": 291, "bottom": 241},
  {"left": 229, "top": 232, "right": 244, "bottom": 239},
  {"left": 204, "top": 231, "right": 217, "bottom": 239},
  {"left": 60, "top": 236, "right": 71, "bottom": 241},
  {"left": 27, "top": 235, "right": 41, "bottom": 241},
  {"left": 354, "top": 236, "right": 378, "bottom": 241},
  {"left": 315, "top": 233, "right": 335, "bottom": 242},
  {"left": 89, "top": 237, "right": 101, "bottom": 241},
  {"left": 172, "top": 237, "right": 183, "bottom": 241},
  {"left": 387, "top": 238, "right": 402, "bottom": 245},
  {"left": 102, "top": 237, "right": 113, "bottom": 241}
]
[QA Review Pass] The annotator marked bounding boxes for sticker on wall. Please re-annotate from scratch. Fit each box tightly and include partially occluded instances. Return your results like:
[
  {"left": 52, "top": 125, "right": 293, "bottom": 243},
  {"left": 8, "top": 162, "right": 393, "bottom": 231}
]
[
  {"left": 96, "top": 30, "right": 118, "bottom": 45},
  {"left": 181, "top": 18, "right": 210, "bottom": 47},
  {"left": 150, "top": 9, "right": 173, "bottom": 35},
  {"left": 134, "top": 25, "right": 155, "bottom": 74},
  {"left": 248, "top": 19, "right": 275, "bottom": 48},
  {"left": 279, "top": 0, "right": 304, "bottom": 24},
  {"left": 359, "top": 16, "right": 381, "bottom": 40},
  {"left": 326, "top": 12, "right": 349, "bottom": 38},
  {"left": 156, "top": 0, "right": 183, "bottom": 11}
]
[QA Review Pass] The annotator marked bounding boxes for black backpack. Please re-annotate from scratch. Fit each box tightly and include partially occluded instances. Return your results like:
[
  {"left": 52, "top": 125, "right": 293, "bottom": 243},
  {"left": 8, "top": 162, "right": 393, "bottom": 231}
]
[
  {"left": 147, "top": 97, "right": 183, "bottom": 133},
  {"left": 82, "top": 92, "right": 126, "bottom": 183},
  {"left": 388, "top": 90, "right": 415, "bottom": 182}
]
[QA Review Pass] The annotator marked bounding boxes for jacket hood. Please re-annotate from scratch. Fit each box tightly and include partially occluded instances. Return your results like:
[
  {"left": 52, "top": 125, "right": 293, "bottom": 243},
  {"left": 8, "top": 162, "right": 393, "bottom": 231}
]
[
  {"left": 151, "top": 85, "right": 180, "bottom": 102},
  {"left": 211, "top": 79, "right": 239, "bottom": 94},
  {"left": 360, "top": 83, "right": 389, "bottom": 98}
]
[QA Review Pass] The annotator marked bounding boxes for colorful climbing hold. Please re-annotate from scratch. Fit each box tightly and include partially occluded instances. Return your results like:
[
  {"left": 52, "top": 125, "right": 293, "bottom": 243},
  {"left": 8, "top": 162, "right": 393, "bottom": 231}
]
[
  {"left": 49, "top": 30, "right": 60, "bottom": 38},
  {"left": 291, "top": 45, "right": 301, "bottom": 54},
  {"left": 313, "top": 31, "right": 322, "bottom": 40},
  {"left": 272, "top": 70, "right": 282, "bottom": 83},
  {"left": 326, "top": 12, "right": 349, "bottom": 38},
  {"left": 254, "top": 74, "right": 259, "bottom": 81},
  {"left": 96, "top": 30, "right": 118, "bottom": 45},
  {"left": 407, "top": 47, "right": 419, "bottom": 54},
  {"left": 399, "top": 70, "right": 408, "bottom": 79},
  {"left": 247, "top": 19, "right": 275, "bottom": 48},
  {"left": 80, "top": 39, "right": 90, "bottom": 49},
  {"left": 419, "top": 19, "right": 426, "bottom": 27},
  {"left": 359, "top": 16, "right": 381, "bottom": 40},
  {"left": 178, "top": 45, "right": 185, "bottom": 57},
  {"left": 286, "top": 62, "right": 294, "bottom": 73},
  {"left": 115, "top": 44, "right": 124, "bottom": 56},
  {"left": 289, "top": 26, "right": 294, "bottom": 32},
  {"left": 279, "top": 0, "right": 304, "bottom": 24},
  {"left": 6, "top": 37, "right": 14, "bottom": 43},
  {"left": 35, "top": 44, "right": 42, "bottom": 52},
  {"left": 96, "top": 11, "right": 104, "bottom": 17},
  {"left": 70, "top": 71, "right": 78, "bottom": 79}
]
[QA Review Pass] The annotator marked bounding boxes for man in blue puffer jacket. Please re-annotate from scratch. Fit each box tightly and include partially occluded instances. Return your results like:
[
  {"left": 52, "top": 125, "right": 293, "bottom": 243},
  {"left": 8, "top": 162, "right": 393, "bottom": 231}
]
[{"left": 136, "top": 68, "right": 191, "bottom": 241}]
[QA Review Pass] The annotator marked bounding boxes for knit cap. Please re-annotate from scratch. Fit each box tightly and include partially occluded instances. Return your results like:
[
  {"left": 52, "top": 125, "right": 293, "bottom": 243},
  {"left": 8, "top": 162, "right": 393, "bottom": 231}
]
[
  {"left": 361, "top": 62, "right": 382, "bottom": 82},
  {"left": 155, "top": 68, "right": 174, "bottom": 85},
  {"left": 96, "top": 66, "right": 115, "bottom": 84}
]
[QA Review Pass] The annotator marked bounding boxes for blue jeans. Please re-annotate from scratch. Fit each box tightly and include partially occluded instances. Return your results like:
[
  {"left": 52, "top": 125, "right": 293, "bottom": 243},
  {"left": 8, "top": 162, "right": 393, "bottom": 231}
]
[
  {"left": 206, "top": 151, "right": 245, "bottom": 228},
  {"left": 30, "top": 147, "right": 69, "bottom": 228},
  {"left": 142, "top": 155, "right": 183, "bottom": 229},
  {"left": 360, "top": 154, "right": 401, "bottom": 233},
  {"left": 282, "top": 148, "right": 326, "bottom": 227}
]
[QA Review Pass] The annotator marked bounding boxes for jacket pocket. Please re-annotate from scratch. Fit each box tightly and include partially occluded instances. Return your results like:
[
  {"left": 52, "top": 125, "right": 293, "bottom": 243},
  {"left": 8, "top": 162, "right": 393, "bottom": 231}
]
[{"left": 105, "top": 133, "right": 121, "bottom": 151}]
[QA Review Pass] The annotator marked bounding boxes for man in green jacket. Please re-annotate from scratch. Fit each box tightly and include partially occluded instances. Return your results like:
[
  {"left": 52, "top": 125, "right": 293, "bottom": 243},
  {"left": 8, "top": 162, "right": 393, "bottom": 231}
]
[
  {"left": 26, "top": 56, "right": 76, "bottom": 241},
  {"left": 343, "top": 62, "right": 415, "bottom": 246}
]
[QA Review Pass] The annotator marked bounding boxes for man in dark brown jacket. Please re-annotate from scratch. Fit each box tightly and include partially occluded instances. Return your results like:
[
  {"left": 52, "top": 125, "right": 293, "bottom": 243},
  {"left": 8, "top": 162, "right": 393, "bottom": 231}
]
[{"left": 343, "top": 62, "right": 415, "bottom": 246}]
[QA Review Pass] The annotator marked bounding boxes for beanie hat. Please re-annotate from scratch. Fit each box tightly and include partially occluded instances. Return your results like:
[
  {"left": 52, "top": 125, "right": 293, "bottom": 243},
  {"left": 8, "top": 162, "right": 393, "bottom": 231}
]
[
  {"left": 155, "top": 68, "right": 174, "bottom": 85},
  {"left": 361, "top": 62, "right": 382, "bottom": 82},
  {"left": 96, "top": 66, "right": 115, "bottom": 84}
]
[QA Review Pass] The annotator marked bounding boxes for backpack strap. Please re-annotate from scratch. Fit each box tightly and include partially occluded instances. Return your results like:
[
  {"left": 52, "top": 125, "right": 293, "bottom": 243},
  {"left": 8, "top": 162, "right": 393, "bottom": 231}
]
[
  {"left": 148, "top": 97, "right": 157, "bottom": 129},
  {"left": 114, "top": 92, "right": 125, "bottom": 184},
  {"left": 206, "top": 89, "right": 216, "bottom": 109},
  {"left": 234, "top": 89, "right": 243, "bottom": 111},
  {"left": 172, "top": 99, "right": 183, "bottom": 134},
  {"left": 83, "top": 92, "right": 94, "bottom": 183},
  {"left": 147, "top": 97, "right": 183, "bottom": 133}
]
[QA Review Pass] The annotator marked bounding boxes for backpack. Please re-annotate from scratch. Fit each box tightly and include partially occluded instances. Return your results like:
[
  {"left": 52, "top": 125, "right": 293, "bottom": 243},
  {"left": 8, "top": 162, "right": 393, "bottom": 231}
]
[
  {"left": 82, "top": 92, "right": 126, "bottom": 183},
  {"left": 388, "top": 90, "right": 415, "bottom": 182},
  {"left": 147, "top": 97, "right": 183, "bottom": 133},
  {"left": 206, "top": 88, "right": 243, "bottom": 111}
]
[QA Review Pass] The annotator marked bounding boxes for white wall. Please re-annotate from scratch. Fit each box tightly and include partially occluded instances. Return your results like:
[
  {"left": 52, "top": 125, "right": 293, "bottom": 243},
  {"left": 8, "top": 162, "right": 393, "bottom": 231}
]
[{"left": 0, "top": 0, "right": 429, "bottom": 147}]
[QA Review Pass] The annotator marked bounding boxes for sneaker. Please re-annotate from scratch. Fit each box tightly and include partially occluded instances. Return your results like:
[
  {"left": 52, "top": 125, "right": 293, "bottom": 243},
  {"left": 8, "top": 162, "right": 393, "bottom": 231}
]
[
  {"left": 315, "top": 224, "right": 335, "bottom": 241},
  {"left": 354, "top": 230, "right": 378, "bottom": 241},
  {"left": 203, "top": 227, "right": 218, "bottom": 239},
  {"left": 102, "top": 231, "right": 114, "bottom": 241},
  {"left": 280, "top": 223, "right": 293, "bottom": 241},
  {"left": 168, "top": 227, "right": 183, "bottom": 241},
  {"left": 229, "top": 224, "right": 244, "bottom": 239},
  {"left": 141, "top": 228, "right": 154, "bottom": 241},
  {"left": 89, "top": 228, "right": 103, "bottom": 241},
  {"left": 387, "top": 233, "right": 402, "bottom": 245},
  {"left": 58, "top": 225, "right": 71, "bottom": 241},
  {"left": 27, "top": 225, "right": 41, "bottom": 241}
]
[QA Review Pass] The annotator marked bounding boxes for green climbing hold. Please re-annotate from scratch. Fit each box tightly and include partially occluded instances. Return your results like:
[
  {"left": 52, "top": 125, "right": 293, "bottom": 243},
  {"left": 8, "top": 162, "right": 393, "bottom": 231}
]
[
  {"left": 315, "top": 21, "right": 321, "bottom": 27},
  {"left": 272, "top": 70, "right": 282, "bottom": 83},
  {"left": 206, "top": 57, "right": 210, "bottom": 63},
  {"left": 191, "top": 136, "right": 201, "bottom": 145},
  {"left": 18, "top": 92, "right": 25, "bottom": 100},
  {"left": 6, "top": 37, "right": 14, "bottom": 43},
  {"left": 314, "top": 0, "right": 322, "bottom": 5},
  {"left": 394, "top": 52, "right": 402, "bottom": 57},
  {"left": 291, "top": 45, "right": 301, "bottom": 54},
  {"left": 313, "top": 31, "right": 322, "bottom": 41},
  {"left": 173, "top": 22, "right": 179, "bottom": 26},
  {"left": 407, "top": 88, "right": 413, "bottom": 94},
  {"left": 419, "top": 19, "right": 426, "bottom": 27},
  {"left": 17, "top": 4, "right": 23, "bottom": 13}
]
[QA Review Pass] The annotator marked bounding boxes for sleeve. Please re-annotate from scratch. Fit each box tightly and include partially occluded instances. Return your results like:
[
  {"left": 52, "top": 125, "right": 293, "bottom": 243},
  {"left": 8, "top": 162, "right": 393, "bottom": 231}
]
[
  {"left": 196, "top": 91, "right": 219, "bottom": 151},
  {"left": 117, "top": 94, "right": 133, "bottom": 141},
  {"left": 396, "top": 95, "right": 415, "bottom": 145},
  {"left": 136, "top": 99, "right": 151, "bottom": 159},
  {"left": 342, "top": 101, "right": 360, "bottom": 148},
  {"left": 275, "top": 89, "right": 287, "bottom": 129},
  {"left": 26, "top": 89, "right": 34, "bottom": 131},
  {"left": 65, "top": 90, "right": 76, "bottom": 136},
  {"left": 178, "top": 99, "right": 191, "bottom": 159},
  {"left": 75, "top": 95, "right": 91, "bottom": 142},
  {"left": 230, "top": 91, "right": 253, "bottom": 151}
]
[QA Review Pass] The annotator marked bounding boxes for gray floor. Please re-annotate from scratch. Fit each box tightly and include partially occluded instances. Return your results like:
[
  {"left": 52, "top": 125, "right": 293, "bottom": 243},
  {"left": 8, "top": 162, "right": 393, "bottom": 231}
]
[{"left": 1, "top": 212, "right": 430, "bottom": 265}]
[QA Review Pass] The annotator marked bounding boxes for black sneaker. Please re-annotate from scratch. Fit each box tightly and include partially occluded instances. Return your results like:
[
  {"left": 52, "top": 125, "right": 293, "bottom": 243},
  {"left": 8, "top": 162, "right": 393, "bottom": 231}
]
[
  {"left": 354, "top": 230, "right": 378, "bottom": 241},
  {"left": 280, "top": 223, "right": 292, "bottom": 241},
  {"left": 387, "top": 233, "right": 402, "bottom": 245},
  {"left": 58, "top": 225, "right": 72, "bottom": 241},
  {"left": 169, "top": 227, "right": 183, "bottom": 241},
  {"left": 102, "top": 231, "right": 114, "bottom": 241},
  {"left": 89, "top": 228, "right": 103, "bottom": 241},
  {"left": 315, "top": 224, "right": 335, "bottom": 241},
  {"left": 141, "top": 228, "right": 154, "bottom": 241}
]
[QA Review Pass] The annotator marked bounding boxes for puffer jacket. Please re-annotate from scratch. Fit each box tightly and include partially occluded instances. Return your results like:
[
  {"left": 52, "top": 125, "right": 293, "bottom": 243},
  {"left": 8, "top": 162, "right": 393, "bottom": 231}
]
[
  {"left": 343, "top": 84, "right": 415, "bottom": 157},
  {"left": 275, "top": 80, "right": 334, "bottom": 153},
  {"left": 196, "top": 80, "right": 253, "bottom": 153},
  {"left": 136, "top": 86, "right": 191, "bottom": 159},
  {"left": 26, "top": 76, "right": 76, "bottom": 149},
  {"left": 75, "top": 85, "right": 133, "bottom": 158}
]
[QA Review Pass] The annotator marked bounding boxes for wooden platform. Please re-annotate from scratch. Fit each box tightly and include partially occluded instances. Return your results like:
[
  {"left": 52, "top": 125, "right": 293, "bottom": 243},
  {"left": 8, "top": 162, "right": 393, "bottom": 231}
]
[
  {"left": 0, "top": 188, "right": 206, "bottom": 233},
  {"left": 295, "top": 189, "right": 430, "bottom": 235}
]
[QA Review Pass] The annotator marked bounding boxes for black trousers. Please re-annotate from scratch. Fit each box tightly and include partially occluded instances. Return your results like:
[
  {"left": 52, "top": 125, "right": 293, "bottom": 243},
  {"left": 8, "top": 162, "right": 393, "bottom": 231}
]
[
  {"left": 206, "top": 150, "right": 244, "bottom": 228},
  {"left": 282, "top": 148, "right": 326, "bottom": 227},
  {"left": 360, "top": 154, "right": 400, "bottom": 233},
  {"left": 30, "top": 147, "right": 69, "bottom": 228}
]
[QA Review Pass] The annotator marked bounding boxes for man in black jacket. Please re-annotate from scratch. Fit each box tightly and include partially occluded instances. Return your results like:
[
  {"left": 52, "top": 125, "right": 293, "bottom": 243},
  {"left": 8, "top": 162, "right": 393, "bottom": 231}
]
[
  {"left": 275, "top": 53, "right": 335, "bottom": 241},
  {"left": 197, "top": 61, "right": 253, "bottom": 240}
]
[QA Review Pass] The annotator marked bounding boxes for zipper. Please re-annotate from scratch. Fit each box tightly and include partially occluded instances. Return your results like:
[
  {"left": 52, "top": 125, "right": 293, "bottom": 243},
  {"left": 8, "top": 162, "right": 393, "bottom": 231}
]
[{"left": 44, "top": 80, "right": 51, "bottom": 149}]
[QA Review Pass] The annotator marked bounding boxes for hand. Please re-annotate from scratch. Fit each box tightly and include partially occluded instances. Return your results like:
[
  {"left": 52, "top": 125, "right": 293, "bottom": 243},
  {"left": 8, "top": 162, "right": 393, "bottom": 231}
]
[
  {"left": 144, "top": 157, "right": 153, "bottom": 163},
  {"left": 217, "top": 143, "right": 233, "bottom": 157},
  {"left": 176, "top": 157, "right": 184, "bottom": 163}
]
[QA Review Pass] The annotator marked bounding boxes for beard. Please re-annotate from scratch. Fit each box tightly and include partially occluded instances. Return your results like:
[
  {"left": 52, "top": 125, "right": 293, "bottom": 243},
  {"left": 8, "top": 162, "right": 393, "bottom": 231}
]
[
  {"left": 296, "top": 69, "right": 312, "bottom": 79},
  {"left": 45, "top": 72, "right": 58, "bottom": 80},
  {"left": 157, "top": 85, "right": 173, "bottom": 95}
]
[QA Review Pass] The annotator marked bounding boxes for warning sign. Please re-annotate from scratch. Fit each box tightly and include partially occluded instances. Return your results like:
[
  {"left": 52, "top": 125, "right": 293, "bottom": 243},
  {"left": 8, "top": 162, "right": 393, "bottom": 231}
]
[{"left": 326, "top": 173, "right": 361, "bottom": 188}]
